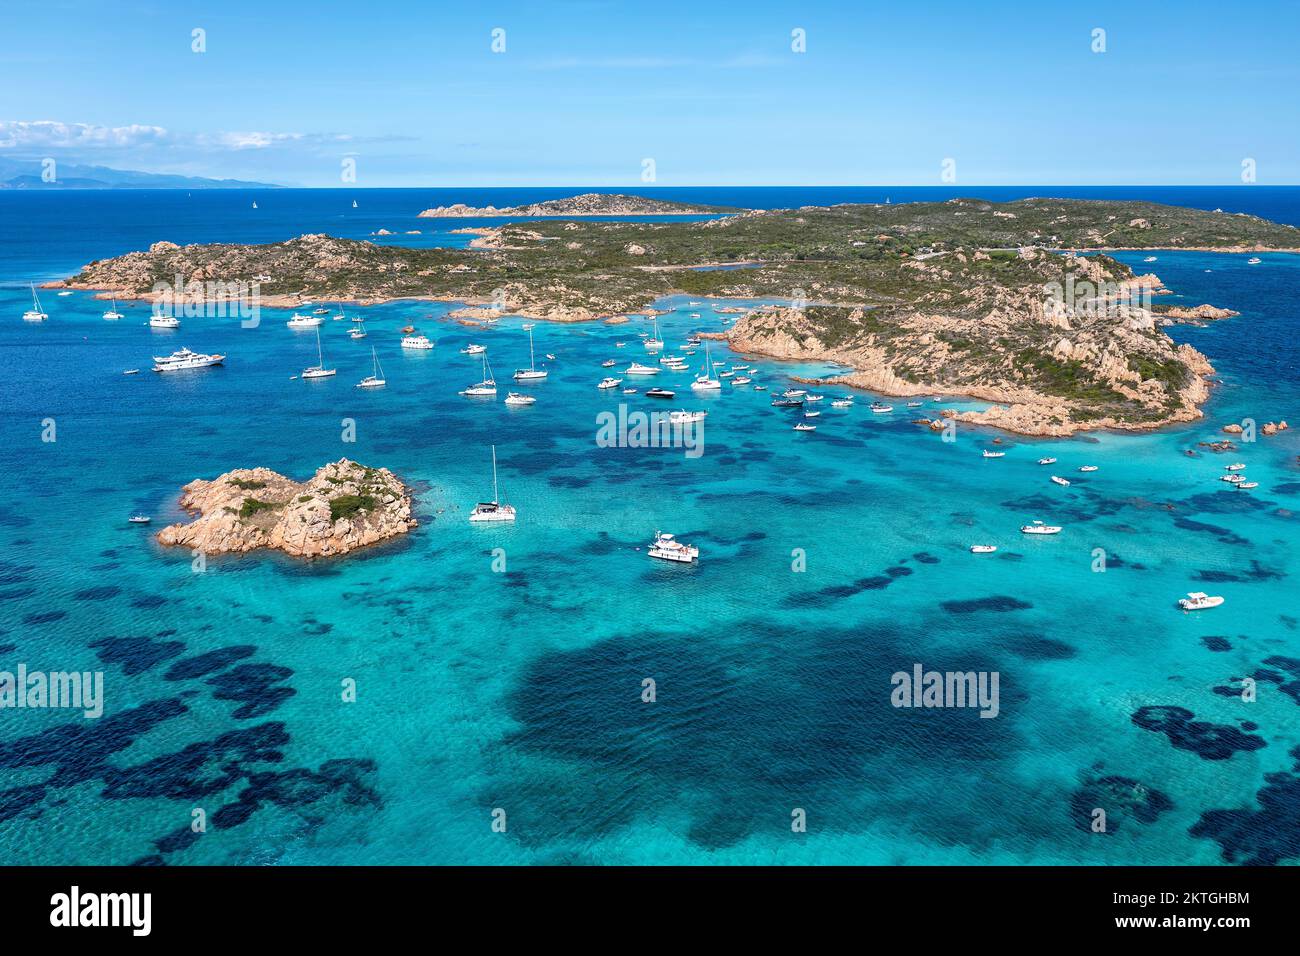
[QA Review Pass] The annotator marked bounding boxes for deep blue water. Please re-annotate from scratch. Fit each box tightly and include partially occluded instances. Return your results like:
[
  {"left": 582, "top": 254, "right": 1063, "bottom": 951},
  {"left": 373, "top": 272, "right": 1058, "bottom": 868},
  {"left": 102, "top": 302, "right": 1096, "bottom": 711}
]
[{"left": 0, "top": 187, "right": 1298, "bottom": 865}]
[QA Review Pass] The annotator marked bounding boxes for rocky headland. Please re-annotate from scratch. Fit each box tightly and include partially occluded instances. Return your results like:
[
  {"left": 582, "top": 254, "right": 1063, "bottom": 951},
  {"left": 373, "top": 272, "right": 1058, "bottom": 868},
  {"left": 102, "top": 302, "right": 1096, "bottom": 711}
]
[
  {"left": 157, "top": 459, "right": 416, "bottom": 558},
  {"left": 417, "top": 192, "right": 735, "bottom": 218}
]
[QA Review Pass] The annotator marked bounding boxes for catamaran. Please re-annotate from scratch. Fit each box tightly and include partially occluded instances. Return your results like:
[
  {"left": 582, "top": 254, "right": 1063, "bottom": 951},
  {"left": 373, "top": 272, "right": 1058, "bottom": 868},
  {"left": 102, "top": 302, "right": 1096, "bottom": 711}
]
[
  {"left": 102, "top": 298, "right": 124, "bottom": 320},
  {"left": 301, "top": 326, "right": 336, "bottom": 379},
  {"left": 356, "top": 346, "right": 385, "bottom": 388},
  {"left": 513, "top": 327, "right": 548, "bottom": 381},
  {"left": 469, "top": 446, "right": 516, "bottom": 522},
  {"left": 22, "top": 283, "right": 48, "bottom": 322},
  {"left": 459, "top": 353, "right": 497, "bottom": 396}
]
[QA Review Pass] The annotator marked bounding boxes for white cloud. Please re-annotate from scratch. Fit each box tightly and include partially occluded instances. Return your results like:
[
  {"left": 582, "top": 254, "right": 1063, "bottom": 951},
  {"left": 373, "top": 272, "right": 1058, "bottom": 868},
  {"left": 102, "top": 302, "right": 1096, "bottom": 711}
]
[{"left": 0, "top": 120, "right": 169, "bottom": 149}]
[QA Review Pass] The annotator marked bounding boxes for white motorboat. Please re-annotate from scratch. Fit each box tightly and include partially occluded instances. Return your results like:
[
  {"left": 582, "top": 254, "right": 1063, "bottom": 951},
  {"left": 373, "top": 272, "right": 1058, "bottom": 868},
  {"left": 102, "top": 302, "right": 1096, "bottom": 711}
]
[
  {"left": 123, "top": 369, "right": 139, "bottom": 375},
  {"left": 626, "top": 362, "right": 660, "bottom": 375},
  {"left": 648, "top": 531, "right": 698, "bottom": 563},
  {"left": 1221, "top": 474, "right": 1246, "bottom": 484},
  {"left": 753, "top": 385, "right": 768, "bottom": 392},
  {"left": 505, "top": 392, "right": 536, "bottom": 406},
  {"left": 1178, "top": 592, "right": 1224, "bottom": 611},
  {"left": 128, "top": 514, "right": 152, "bottom": 524},
  {"left": 982, "top": 450, "right": 1005, "bottom": 458},
  {"left": 1020, "top": 521, "right": 1062, "bottom": 535},
  {"left": 793, "top": 422, "right": 817, "bottom": 432},
  {"left": 805, "top": 394, "right": 824, "bottom": 402},
  {"left": 718, "top": 370, "right": 735, "bottom": 379},
  {"left": 460, "top": 353, "right": 497, "bottom": 396},
  {"left": 803, "top": 410, "right": 821, "bottom": 418},
  {"left": 1237, "top": 481, "right": 1259, "bottom": 489},
  {"left": 521, "top": 322, "right": 535, "bottom": 331},
  {"left": 783, "top": 389, "right": 807, "bottom": 398},
  {"left": 150, "top": 314, "right": 180, "bottom": 328},
  {"left": 970, "top": 544, "right": 997, "bottom": 554},
  {"left": 1224, "top": 463, "right": 1246, "bottom": 472},
  {"left": 668, "top": 409, "right": 707, "bottom": 425},
  {"left": 1079, "top": 465, "right": 1098, "bottom": 473},
  {"left": 469, "top": 446, "right": 516, "bottom": 522},
  {"left": 1037, "top": 457, "right": 1057, "bottom": 465},
  {"left": 870, "top": 402, "right": 893, "bottom": 413},
  {"left": 1050, "top": 475, "right": 1070, "bottom": 487},
  {"left": 152, "top": 347, "right": 225, "bottom": 372},
  {"left": 1143, "top": 256, "right": 1157, "bottom": 263},
  {"left": 615, "top": 341, "right": 627, "bottom": 348},
  {"left": 598, "top": 377, "right": 623, "bottom": 389},
  {"left": 732, "top": 377, "right": 752, "bottom": 385},
  {"left": 622, "top": 388, "right": 637, "bottom": 394},
  {"left": 356, "top": 347, "right": 386, "bottom": 388},
  {"left": 401, "top": 334, "right": 434, "bottom": 350},
  {"left": 56, "top": 290, "right": 73, "bottom": 296},
  {"left": 831, "top": 398, "right": 853, "bottom": 408},
  {"left": 906, "top": 401, "right": 924, "bottom": 408},
  {"left": 301, "top": 326, "right": 336, "bottom": 379},
  {"left": 102, "top": 298, "right": 124, "bottom": 320},
  {"left": 287, "top": 313, "right": 322, "bottom": 329},
  {"left": 312, "top": 307, "right": 329, "bottom": 315},
  {"left": 602, "top": 359, "right": 617, "bottom": 367},
  {"left": 512, "top": 327, "right": 548, "bottom": 381},
  {"left": 1247, "top": 257, "right": 1261, "bottom": 265}
]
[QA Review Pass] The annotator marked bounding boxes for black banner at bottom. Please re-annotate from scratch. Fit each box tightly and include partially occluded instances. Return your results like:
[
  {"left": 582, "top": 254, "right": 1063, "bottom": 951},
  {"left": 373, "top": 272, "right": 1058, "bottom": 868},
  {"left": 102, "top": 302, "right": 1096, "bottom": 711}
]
[{"left": 0, "top": 866, "right": 1277, "bottom": 940}]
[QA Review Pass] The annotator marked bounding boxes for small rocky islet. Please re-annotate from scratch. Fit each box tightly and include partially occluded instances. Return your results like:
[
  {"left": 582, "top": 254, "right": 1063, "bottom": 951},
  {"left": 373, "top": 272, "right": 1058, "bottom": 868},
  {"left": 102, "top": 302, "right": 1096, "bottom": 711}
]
[{"left": 156, "top": 459, "right": 416, "bottom": 558}]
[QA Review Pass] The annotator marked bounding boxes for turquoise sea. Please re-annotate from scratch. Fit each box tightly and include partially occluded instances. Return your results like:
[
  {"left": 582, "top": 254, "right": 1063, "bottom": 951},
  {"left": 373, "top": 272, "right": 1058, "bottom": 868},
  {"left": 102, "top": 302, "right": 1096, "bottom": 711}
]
[{"left": 0, "top": 187, "right": 1298, "bottom": 865}]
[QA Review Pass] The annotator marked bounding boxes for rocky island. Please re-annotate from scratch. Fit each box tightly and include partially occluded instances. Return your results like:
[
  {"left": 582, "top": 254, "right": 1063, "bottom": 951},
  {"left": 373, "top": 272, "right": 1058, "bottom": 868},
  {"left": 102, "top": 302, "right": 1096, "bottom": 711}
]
[
  {"left": 416, "top": 192, "right": 737, "bottom": 218},
  {"left": 64, "top": 195, "right": 1300, "bottom": 434},
  {"left": 157, "top": 459, "right": 416, "bottom": 558}
]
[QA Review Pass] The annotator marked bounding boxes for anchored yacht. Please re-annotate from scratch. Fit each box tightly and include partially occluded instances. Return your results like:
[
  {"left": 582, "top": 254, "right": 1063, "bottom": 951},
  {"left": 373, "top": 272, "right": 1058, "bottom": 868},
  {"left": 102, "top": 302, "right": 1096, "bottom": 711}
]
[
  {"left": 152, "top": 347, "right": 225, "bottom": 372},
  {"left": 870, "top": 402, "right": 893, "bottom": 413},
  {"left": 469, "top": 446, "right": 516, "bottom": 522},
  {"left": 626, "top": 362, "right": 660, "bottom": 375},
  {"left": 645, "top": 387, "right": 675, "bottom": 399},
  {"left": 513, "top": 327, "right": 548, "bottom": 381},
  {"left": 648, "top": 531, "right": 698, "bottom": 563},
  {"left": 102, "top": 299, "right": 124, "bottom": 320},
  {"left": 669, "top": 409, "right": 707, "bottom": 425},
  {"left": 970, "top": 544, "right": 997, "bottom": 554},
  {"left": 356, "top": 347, "right": 386, "bottom": 388},
  {"left": 1020, "top": 520, "right": 1062, "bottom": 535},
  {"left": 505, "top": 392, "right": 536, "bottom": 406},
  {"left": 301, "top": 327, "right": 336, "bottom": 379},
  {"left": 644, "top": 318, "right": 664, "bottom": 351},
  {"left": 22, "top": 283, "right": 48, "bottom": 322},
  {"left": 597, "top": 377, "right": 623, "bottom": 389},
  {"left": 287, "top": 313, "right": 322, "bottom": 329},
  {"left": 459, "top": 353, "right": 497, "bottom": 396},
  {"left": 150, "top": 314, "right": 180, "bottom": 328},
  {"left": 401, "top": 334, "right": 434, "bottom": 350}
]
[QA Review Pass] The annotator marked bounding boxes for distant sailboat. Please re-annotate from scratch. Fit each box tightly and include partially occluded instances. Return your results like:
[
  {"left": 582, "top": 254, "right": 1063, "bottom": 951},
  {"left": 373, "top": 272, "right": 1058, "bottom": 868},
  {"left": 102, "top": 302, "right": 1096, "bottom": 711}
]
[
  {"left": 22, "top": 283, "right": 47, "bottom": 322},
  {"left": 513, "top": 327, "right": 547, "bottom": 381},
  {"left": 469, "top": 445, "right": 516, "bottom": 522},
  {"left": 352, "top": 199, "right": 358, "bottom": 208},
  {"left": 301, "top": 326, "right": 336, "bottom": 379},
  {"left": 356, "top": 346, "right": 385, "bottom": 388},
  {"left": 102, "top": 297, "right": 123, "bottom": 320},
  {"left": 252, "top": 200, "right": 258, "bottom": 209}
]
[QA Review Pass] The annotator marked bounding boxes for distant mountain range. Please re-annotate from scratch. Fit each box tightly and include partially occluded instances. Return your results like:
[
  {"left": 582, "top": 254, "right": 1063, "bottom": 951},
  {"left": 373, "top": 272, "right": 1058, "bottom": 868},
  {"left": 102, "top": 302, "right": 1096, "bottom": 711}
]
[{"left": 0, "top": 159, "right": 279, "bottom": 189}]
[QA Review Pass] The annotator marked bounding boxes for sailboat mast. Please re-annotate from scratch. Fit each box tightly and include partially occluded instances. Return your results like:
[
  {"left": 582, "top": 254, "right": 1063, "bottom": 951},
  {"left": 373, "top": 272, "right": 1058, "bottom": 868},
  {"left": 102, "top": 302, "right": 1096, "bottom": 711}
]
[
  {"left": 529, "top": 328, "right": 535, "bottom": 371},
  {"left": 491, "top": 445, "right": 499, "bottom": 503}
]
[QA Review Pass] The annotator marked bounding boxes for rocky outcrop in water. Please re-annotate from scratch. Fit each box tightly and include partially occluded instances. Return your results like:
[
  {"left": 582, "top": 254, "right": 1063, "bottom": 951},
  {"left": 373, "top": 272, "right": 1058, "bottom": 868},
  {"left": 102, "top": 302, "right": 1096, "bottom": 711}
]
[
  {"left": 417, "top": 193, "right": 732, "bottom": 218},
  {"left": 157, "top": 459, "right": 416, "bottom": 558}
]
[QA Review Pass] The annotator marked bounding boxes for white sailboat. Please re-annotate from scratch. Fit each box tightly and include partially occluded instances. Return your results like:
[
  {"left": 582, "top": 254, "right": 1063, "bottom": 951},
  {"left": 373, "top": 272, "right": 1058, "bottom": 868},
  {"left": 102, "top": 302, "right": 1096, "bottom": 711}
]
[
  {"left": 22, "top": 283, "right": 48, "bottom": 321},
  {"left": 102, "top": 298, "right": 124, "bottom": 320},
  {"left": 691, "top": 343, "right": 721, "bottom": 391},
  {"left": 459, "top": 353, "right": 497, "bottom": 396},
  {"left": 356, "top": 346, "right": 385, "bottom": 388},
  {"left": 469, "top": 446, "right": 516, "bottom": 522},
  {"left": 644, "top": 317, "right": 664, "bottom": 351},
  {"left": 350, "top": 320, "right": 367, "bottom": 340},
  {"left": 513, "top": 327, "right": 548, "bottom": 381},
  {"left": 301, "top": 326, "right": 336, "bottom": 379}
]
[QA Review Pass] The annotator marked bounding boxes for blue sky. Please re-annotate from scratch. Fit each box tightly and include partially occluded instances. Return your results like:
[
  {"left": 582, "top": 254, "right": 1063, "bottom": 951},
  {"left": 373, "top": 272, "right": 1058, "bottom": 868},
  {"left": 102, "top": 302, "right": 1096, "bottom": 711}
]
[{"left": 2, "top": 0, "right": 1297, "bottom": 186}]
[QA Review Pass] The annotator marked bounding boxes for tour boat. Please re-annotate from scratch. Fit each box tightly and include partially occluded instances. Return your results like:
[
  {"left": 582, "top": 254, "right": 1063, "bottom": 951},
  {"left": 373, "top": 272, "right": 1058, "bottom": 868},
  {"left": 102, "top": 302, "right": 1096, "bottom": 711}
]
[
  {"left": 982, "top": 450, "right": 1005, "bottom": 458},
  {"left": 1020, "top": 521, "right": 1062, "bottom": 535},
  {"left": 1050, "top": 475, "right": 1071, "bottom": 487},
  {"left": 598, "top": 377, "right": 623, "bottom": 389},
  {"left": 461, "top": 344, "right": 486, "bottom": 354},
  {"left": 150, "top": 314, "right": 180, "bottom": 328},
  {"left": 152, "top": 347, "right": 225, "bottom": 372},
  {"left": 831, "top": 398, "right": 853, "bottom": 408},
  {"left": 1078, "top": 465, "right": 1098, "bottom": 473},
  {"left": 1225, "top": 463, "right": 1246, "bottom": 472},
  {"left": 460, "top": 354, "right": 497, "bottom": 396},
  {"left": 356, "top": 347, "right": 385, "bottom": 388},
  {"left": 970, "top": 544, "right": 997, "bottom": 554},
  {"left": 287, "top": 313, "right": 322, "bottom": 329},
  {"left": 469, "top": 446, "right": 516, "bottom": 522},
  {"left": 646, "top": 387, "right": 675, "bottom": 399},
  {"left": 870, "top": 402, "right": 893, "bottom": 413},
  {"left": 648, "top": 531, "right": 698, "bottom": 563},
  {"left": 626, "top": 362, "right": 660, "bottom": 375},
  {"left": 401, "top": 334, "right": 434, "bottom": 350},
  {"left": 22, "top": 283, "right": 47, "bottom": 321},
  {"left": 602, "top": 359, "right": 617, "bottom": 367},
  {"left": 350, "top": 322, "right": 367, "bottom": 340},
  {"left": 102, "top": 298, "right": 124, "bottom": 320},
  {"left": 301, "top": 327, "right": 336, "bottom": 379},
  {"left": 793, "top": 422, "right": 817, "bottom": 432},
  {"left": 513, "top": 327, "right": 548, "bottom": 382},
  {"left": 128, "top": 514, "right": 152, "bottom": 524},
  {"left": 669, "top": 409, "right": 707, "bottom": 425},
  {"left": 504, "top": 392, "right": 536, "bottom": 406},
  {"left": 1037, "top": 457, "right": 1057, "bottom": 465},
  {"left": 1178, "top": 592, "right": 1224, "bottom": 611}
]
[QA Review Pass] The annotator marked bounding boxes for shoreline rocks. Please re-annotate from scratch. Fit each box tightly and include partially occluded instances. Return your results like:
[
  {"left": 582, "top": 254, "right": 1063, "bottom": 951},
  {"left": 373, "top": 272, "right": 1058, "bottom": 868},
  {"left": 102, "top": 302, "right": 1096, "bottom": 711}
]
[{"left": 157, "top": 459, "right": 416, "bottom": 559}]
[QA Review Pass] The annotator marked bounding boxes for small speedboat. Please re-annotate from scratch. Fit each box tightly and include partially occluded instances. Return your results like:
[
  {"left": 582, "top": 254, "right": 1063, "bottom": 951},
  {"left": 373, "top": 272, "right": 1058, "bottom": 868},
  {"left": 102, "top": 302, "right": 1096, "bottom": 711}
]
[
  {"left": 1143, "top": 256, "right": 1157, "bottom": 263},
  {"left": 615, "top": 341, "right": 627, "bottom": 348},
  {"left": 970, "top": 544, "right": 997, "bottom": 554},
  {"left": 906, "top": 401, "right": 923, "bottom": 408},
  {"left": 831, "top": 398, "right": 853, "bottom": 408},
  {"left": 668, "top": 410, "right": 707, "bottom": 425},
  {"left": 1221, "top": 474, "right": 1246, "bottom": 484},
  {"left": 870, "top": 402, "right": 892, "bottom": 413},
  {"left": 622, "top": 388, "right": 638, "bottom": 394},
  {"left": 598, "top": 377, "right": 623, "bottom": 389},
  {"left": 982, "top": 450, "right": 1005, "bottom": 459},
  {"left": 1247, "top": 257, "right": 1262, "bottom": 265},
  {"left": 128, "top": 515, "right": 151, "bottom": 524},
  {"left": 1050, "top": 475, "right": 1070, "bottom": 487},
  {"left": 793, "top": 422, "right": 817, "bottom": 432},
  {"left": 1178, "top": 592, "right": 1224, "bottom": 611},
  {"left": 602, "top": 359, "right": 617, "bottom": 367},
  {"left": 771, "top": 398, "right": 803, "bottom": 408},
  {"left": 505, "top": 392, "right": 536, "bottom": 406},
  {"left": 805, "top": 394, "right": 824, "bottom": 402},
  {"left": 646, "top": 387, "right": 675, "bottom": 399},
  {"left": 1224, "top": 463, "right": 1246, "bottom": 472},
  {"left": 753, "top": 385, "right": 768, "bottom": 392},
  {"left": 461, "top": 344, "right": 486, "bottom": 355},
  {"left": 1020, "top": 521, "right": 1062, "bottom": 535},
  {"left": 783, "top": 389, "right": 807, "bottom": 398},
  {"left": 1079, "top": 465, "right": 1098, "bottom": 473},
  {"left": 1037, "top": 457, "right": 1057, "bottom": 465},
  {"left": 804, "top": 410, "right": 821, "bottom": 418},
  {"left": 1237, "top": 481, "right": 1259, "bottom": 489},
  {"left": 732, "top": 377, "right": 752, "bottom": 385}
]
